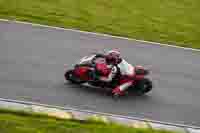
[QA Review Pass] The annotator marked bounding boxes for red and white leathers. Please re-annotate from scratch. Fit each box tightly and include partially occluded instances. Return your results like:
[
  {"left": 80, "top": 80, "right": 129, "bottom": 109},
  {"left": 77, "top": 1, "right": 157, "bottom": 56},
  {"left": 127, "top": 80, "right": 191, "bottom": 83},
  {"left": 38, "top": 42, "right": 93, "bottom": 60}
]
[{"left": 99, "top": 59, "right": 135, "bottom": 95}]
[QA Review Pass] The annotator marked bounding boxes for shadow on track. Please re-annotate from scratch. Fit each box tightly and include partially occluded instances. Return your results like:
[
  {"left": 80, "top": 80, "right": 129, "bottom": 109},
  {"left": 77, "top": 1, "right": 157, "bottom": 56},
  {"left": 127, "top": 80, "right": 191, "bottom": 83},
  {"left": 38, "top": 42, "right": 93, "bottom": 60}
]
[{"left": 63, "top": 81, "right": 152, "bottom": 101}]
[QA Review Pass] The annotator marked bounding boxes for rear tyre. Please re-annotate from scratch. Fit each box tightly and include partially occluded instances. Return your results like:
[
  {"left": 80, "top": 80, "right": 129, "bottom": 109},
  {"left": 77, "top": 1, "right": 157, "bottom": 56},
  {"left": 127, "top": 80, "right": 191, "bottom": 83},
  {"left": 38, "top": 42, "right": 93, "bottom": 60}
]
[
  {"left": 134, "top": 78, "right": 153, "bottom": 96},
  {"left": 112, "top": 93, "right": 120, "bottom": 101}
]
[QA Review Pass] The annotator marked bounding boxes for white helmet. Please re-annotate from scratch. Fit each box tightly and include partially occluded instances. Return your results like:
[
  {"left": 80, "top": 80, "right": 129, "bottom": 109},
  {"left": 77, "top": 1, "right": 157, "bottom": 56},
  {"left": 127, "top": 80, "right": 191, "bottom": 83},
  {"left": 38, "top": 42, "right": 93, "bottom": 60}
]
[{"left": 105, "top": 49, "right": 121, "bottom": 65}]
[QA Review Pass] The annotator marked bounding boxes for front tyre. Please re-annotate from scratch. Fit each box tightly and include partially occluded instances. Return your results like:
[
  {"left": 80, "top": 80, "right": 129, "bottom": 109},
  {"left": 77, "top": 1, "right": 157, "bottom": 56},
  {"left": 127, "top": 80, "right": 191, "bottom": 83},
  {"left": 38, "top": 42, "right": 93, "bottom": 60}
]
[{"left": 64, "top": 70, "right": 86, "bottom": 84}]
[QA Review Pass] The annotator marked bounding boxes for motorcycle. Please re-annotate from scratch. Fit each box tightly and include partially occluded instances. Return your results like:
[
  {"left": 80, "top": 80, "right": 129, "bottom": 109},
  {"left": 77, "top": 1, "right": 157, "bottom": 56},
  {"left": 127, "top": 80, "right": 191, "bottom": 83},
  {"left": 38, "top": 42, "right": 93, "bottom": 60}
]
[{"left": 64, "top": 54, "right": 153, "bottom": 98}]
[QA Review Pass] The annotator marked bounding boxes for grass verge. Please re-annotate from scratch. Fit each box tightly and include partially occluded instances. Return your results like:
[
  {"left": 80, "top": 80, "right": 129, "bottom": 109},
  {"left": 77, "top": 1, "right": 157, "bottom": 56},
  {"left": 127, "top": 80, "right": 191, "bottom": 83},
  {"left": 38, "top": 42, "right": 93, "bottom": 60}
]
[
  {"left": 0, "top": 108, "right": 179, "bottom": 133},
  {"left": 0, "top": 0, "right": 200, "bottom": 49}
]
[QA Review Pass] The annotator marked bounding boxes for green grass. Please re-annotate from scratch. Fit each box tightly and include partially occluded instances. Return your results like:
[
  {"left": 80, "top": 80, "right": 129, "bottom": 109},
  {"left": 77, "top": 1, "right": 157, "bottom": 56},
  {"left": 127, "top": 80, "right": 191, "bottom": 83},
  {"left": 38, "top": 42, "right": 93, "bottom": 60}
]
[
  {"left": 0, "top": 0, "right": 200, "bottom": 49},
  {"left": 0, "top": 108, "right": 179, "bottom": 133}
]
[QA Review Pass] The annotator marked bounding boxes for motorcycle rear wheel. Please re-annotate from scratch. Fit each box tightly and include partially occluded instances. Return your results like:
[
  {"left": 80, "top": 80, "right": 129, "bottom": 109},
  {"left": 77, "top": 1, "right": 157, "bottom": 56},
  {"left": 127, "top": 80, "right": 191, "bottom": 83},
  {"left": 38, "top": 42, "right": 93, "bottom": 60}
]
[{"left": 133, "top": 78, "right": 153, "bottom": 96}]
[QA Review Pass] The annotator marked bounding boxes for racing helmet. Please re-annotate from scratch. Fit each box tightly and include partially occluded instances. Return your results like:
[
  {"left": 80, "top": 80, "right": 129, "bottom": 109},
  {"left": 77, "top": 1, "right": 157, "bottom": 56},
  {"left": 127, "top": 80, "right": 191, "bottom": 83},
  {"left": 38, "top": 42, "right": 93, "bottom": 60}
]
[{"left": 105, "top": 49, "right": 122, "bottom": 65}]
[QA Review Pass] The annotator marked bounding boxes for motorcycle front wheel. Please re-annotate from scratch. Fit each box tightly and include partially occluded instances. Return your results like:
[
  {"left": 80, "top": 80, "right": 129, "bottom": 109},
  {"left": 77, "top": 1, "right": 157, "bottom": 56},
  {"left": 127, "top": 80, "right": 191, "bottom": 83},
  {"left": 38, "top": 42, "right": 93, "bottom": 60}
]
[{"left": 64, "top": 70, "right": 86, "bottom": 84}]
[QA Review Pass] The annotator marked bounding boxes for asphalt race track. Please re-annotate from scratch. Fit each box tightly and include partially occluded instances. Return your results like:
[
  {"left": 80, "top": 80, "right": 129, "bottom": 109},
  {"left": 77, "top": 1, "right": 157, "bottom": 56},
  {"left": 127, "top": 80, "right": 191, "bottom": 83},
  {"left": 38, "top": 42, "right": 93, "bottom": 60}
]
[{"left": 1, "top": 20, "right": 200, "bottom": 127}]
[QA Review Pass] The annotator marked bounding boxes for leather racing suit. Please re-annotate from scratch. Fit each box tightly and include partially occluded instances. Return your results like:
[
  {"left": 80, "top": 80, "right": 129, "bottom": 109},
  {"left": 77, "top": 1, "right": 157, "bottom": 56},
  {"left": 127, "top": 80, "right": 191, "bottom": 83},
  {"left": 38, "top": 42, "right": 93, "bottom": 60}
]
[{"left": 99, "top": 59, "right": 135, "bottom": 95}]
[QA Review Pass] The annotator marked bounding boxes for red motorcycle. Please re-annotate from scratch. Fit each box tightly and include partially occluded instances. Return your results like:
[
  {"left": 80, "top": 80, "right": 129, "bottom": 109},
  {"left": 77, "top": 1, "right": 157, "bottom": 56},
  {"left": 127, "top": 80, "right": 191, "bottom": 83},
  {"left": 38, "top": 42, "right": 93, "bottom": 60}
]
[{"left": 64, "top": 54, "right": 153, "bottom": 98}]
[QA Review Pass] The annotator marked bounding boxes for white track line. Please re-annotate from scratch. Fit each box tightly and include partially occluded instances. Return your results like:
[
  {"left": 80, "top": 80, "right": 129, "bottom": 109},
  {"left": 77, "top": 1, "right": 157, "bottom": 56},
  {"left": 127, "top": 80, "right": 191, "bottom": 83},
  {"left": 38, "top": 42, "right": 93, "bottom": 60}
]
[
  {"left": 0, "top": 97, "right": 199, "bottom": 129},
  {"left": 0, "top": 18, "right": 200, "bottom": 52}
]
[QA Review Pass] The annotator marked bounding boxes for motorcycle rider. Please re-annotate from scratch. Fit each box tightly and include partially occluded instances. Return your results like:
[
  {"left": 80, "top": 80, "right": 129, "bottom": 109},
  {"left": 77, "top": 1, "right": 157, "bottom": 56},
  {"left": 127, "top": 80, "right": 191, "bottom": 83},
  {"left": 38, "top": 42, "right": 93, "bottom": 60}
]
[{"left": 93, "top": 49, "right": 136, "bottom": 96}]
